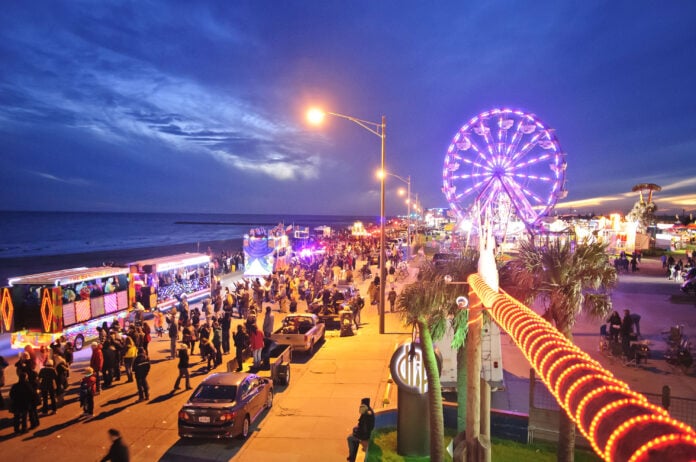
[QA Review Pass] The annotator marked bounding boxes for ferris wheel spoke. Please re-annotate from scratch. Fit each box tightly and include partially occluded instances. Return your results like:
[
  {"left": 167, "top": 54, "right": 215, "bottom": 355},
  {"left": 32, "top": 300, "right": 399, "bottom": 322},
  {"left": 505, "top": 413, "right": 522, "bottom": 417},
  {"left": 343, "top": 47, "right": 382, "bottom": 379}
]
[
  {"left": 510, "top": 132, "right": 542, "bottom": 164},
  {"left": 467, "top": 138, "right": 496, "bottom": 169},
  {"left": 505, "top": 121, "right": 525, "bottom": 157},
  {"left": 501, "top": 177, "right": 537, "bottom": 222},
  {"left": 510, "top": 153, "right": 552, "bottom": 171}
]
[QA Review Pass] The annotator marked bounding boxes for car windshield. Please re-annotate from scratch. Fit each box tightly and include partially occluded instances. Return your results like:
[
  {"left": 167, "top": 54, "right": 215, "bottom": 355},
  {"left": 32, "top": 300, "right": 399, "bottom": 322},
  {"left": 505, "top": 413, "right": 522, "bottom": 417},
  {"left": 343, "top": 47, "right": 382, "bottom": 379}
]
[{"left": 191, "top": 384, "right": 237, "bottom": 403}]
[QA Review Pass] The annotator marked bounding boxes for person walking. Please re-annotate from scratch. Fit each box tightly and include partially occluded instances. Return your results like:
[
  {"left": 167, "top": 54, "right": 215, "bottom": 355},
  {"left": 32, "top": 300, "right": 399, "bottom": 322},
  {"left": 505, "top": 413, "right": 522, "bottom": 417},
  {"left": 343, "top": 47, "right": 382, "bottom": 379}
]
[
  {"left": 167, "top": 314, "right": 179, "bottom": 360},
  {"left": 212, "top": 320, "right": 223, "bottom": 367},
  {"left": 387, "top": 287, "right": 397, "bottom": 313},
  {"left": 10, "top": 372, "right": 34, "bottom": 433},
  {"left": 173, "top": 345, "right": 192, "bottom": 391},
  {"left": 263, "top": 306, "right": 275, "bottom": 338},
  {"left": 221, "top": 311, "right": 231, "bottom": 355},
  {"left": 133, "top": 348, "right": 150, "bottom": 402},
  {"left": 90, "top": 343, "right": 104, "bottom": 393},
  {"left": 347, "top": 397, "right": 375, "bottom": 462},
  {"left": 233, "top": 325, "right": 249, "bottom": 372},
  {"left": 123, "top": 337, "right": 137, "bottom": 383},
  {"left": 100, "top": 428, "right": 130, "bottom": 462},
  {"left": 80, "top": 367, "right": 97, "bottom": 417},
  {"left": 249, "top": 325, "right": 264, "bottom": 369},
  {"left": 38, "top": 359, "right": 58, "bottom": 414}
]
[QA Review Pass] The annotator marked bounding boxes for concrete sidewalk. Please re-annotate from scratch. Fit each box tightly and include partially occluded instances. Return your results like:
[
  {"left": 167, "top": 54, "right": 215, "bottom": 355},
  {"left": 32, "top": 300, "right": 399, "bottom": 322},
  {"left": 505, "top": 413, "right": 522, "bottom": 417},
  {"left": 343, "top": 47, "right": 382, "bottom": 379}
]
[{"left": 231, "top": 265, "right": 412, "bottom": 462}]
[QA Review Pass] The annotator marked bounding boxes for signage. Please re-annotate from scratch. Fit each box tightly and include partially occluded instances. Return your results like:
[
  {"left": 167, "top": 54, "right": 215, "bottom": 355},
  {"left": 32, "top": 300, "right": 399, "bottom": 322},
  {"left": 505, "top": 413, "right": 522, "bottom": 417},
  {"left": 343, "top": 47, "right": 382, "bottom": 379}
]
[
  {"left": 1, "top": 288, "right": 14, "bottom": 331},
  {"left": 389, "top": 341, "right": 442, "bottom": 395},
  {"left": 40, "top": 288, "right": 54, "bottom": 332}
]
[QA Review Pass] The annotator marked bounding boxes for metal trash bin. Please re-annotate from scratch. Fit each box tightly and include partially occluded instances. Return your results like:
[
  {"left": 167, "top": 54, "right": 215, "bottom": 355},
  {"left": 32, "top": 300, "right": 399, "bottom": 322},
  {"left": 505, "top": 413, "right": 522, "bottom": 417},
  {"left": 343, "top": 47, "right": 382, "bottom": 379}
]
[{"left": 339, "top": 309, "right": 354, "bottom": 337}]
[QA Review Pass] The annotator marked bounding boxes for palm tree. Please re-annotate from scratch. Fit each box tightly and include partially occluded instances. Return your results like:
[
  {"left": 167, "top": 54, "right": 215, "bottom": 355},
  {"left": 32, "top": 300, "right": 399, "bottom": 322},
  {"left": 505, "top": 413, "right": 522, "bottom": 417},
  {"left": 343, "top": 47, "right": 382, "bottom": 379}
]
[
  {"left": 397, "top": 262, "right": 449, "bottom": 462},
  {"left": 398, "top": 255, "right": 479, "bottom": 462},
  {"left": 503, "top": 239, "right": 617, "bottom": 462},
  {"left": 440, "top": 253, "right": 479, "bottom": 436}
]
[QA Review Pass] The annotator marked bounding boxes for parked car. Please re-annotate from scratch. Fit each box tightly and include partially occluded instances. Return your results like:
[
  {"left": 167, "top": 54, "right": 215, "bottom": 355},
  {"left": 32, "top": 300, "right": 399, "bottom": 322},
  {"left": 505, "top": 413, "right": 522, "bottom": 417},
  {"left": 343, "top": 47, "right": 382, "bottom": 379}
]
[
  {"left": 270, "top": 313, "right": 326, "bottom": 354},
  {"left": 178, "top": 372, "right": 273, "bottom": 439},
  {"left": 432, "top": 252, "right": 457, "bottom": 269}
]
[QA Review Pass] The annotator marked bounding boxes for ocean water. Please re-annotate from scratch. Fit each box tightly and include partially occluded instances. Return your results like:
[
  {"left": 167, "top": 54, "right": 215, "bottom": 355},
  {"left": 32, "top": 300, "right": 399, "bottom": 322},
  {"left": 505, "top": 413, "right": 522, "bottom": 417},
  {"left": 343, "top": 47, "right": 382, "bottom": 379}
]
[{"left": 0, "top": 211, "right": 375, "bottom": 258}]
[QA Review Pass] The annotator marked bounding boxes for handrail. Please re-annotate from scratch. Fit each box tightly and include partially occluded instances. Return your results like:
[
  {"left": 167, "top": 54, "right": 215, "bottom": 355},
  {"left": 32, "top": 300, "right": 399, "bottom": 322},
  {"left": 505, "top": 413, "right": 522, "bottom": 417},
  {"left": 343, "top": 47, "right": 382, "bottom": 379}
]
[{"left": 468, "top": 273, "right": 696, "bottom": 461}]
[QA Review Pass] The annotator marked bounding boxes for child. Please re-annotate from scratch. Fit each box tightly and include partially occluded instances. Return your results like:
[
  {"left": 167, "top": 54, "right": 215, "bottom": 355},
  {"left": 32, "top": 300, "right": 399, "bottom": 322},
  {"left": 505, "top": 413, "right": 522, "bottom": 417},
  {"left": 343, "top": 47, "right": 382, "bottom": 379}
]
[{"left": 79, "top": 367, "right": 97, "bottom": 417}]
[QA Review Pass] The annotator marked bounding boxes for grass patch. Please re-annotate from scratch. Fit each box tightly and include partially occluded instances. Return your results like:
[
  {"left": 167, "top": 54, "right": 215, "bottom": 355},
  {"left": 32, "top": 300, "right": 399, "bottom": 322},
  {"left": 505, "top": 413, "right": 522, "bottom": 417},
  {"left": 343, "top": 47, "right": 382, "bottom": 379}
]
[{"left": 366, "top": 428, "right": 601, "bottom": 462}]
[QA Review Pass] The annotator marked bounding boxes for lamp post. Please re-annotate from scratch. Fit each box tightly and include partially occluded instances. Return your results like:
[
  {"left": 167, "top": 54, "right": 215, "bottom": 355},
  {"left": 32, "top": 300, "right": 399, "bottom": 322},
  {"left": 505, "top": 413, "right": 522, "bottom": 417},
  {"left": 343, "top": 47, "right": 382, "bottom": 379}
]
[
  {"left": 307, "top": 108, "right": 388, "bottom": 334},
  {"left": 381, "top": 171, "right": 411, "bottom": 259}
]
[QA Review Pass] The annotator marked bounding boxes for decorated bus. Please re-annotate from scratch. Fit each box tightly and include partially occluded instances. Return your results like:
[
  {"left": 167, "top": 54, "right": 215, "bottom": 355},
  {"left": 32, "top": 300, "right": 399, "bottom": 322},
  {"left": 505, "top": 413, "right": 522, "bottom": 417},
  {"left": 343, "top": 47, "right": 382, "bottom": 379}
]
[
  {"left": 128, "top": 253, "right": 212, "bottom": 310},
  {"left": 7, "top": 266, "right": 130, "bottom": 350}
]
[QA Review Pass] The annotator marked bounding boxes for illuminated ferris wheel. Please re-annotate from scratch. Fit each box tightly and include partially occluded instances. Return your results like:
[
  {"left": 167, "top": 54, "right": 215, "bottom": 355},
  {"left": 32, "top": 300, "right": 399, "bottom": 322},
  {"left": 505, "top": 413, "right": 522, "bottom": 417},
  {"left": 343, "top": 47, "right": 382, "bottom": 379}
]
[{"left": 442, "top": 108, "right": 567, "bottom": 228}]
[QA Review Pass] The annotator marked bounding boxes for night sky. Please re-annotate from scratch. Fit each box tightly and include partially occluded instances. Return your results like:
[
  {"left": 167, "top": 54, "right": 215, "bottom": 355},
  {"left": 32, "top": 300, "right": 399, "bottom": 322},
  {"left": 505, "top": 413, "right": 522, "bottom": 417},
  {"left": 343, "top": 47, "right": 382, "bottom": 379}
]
[{"left": 1, "top": 1, "right": 695, "bottom": 216}]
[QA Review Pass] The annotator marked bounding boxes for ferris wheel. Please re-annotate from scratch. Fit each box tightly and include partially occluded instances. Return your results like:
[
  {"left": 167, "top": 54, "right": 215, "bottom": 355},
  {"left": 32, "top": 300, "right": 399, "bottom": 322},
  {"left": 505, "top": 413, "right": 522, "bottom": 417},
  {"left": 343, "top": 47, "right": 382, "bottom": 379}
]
[{"left": 442, "top": 108, "right": 567, "bottom": 228}]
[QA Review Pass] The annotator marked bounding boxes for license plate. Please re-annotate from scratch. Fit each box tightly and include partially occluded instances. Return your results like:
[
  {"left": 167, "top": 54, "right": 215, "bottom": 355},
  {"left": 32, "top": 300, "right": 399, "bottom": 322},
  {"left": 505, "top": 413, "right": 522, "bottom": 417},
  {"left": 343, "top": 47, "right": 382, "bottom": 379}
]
[{"left": 198, "top": 416, "right": 210, "bottom": 423}]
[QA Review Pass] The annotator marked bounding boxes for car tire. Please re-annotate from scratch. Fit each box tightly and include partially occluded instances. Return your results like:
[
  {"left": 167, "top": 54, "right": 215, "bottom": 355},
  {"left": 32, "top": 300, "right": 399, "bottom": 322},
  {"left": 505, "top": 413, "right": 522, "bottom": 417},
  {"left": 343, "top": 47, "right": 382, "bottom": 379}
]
[
  {"left": 308, "top": 340, "right": 315, "bottom": 355},
  {"left": 240, "top": 415, "right": 251, "bottom": 439},
  {"left": 266, "top": 390, "right": 273, "bottom": 409},
  {"left": 74, "top": 334, "right": 85, "bottom": 351}
]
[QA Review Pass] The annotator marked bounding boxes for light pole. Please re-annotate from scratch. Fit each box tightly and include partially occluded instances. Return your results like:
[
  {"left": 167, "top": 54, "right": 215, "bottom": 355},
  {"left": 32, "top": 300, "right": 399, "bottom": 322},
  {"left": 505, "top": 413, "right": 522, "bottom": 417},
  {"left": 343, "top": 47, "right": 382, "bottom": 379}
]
[
  {"left": 380, "top": 170, "right": 411, "bottom": 259},
  {"left": 307, "top": 108, "right": 388, "bottom": 334}
]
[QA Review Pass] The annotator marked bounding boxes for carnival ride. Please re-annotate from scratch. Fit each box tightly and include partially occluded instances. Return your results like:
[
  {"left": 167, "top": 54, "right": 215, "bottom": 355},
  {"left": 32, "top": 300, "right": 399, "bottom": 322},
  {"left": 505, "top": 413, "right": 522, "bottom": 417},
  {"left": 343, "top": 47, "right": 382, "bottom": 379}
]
[{"left": 442, "top": 108, "right": 567, "bottom": 235}]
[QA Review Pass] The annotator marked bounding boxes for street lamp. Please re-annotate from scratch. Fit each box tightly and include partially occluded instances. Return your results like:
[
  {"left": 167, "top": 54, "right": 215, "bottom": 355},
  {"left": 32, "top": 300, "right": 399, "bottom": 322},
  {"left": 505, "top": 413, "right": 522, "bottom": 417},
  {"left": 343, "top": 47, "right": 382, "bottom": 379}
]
[
  {"left": 306, "top": 107, "right": 388, "bottom": 334},
  {"left": 379, "top": 170, "right": 411, "bottom": 259}
]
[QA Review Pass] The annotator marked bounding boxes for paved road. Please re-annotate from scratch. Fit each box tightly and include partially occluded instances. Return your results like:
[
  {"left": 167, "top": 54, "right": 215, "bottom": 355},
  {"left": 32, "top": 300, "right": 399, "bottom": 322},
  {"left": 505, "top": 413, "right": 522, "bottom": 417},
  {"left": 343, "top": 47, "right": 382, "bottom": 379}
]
[{"left": 0, "top": 263, "right": 412, "bottom": 462}]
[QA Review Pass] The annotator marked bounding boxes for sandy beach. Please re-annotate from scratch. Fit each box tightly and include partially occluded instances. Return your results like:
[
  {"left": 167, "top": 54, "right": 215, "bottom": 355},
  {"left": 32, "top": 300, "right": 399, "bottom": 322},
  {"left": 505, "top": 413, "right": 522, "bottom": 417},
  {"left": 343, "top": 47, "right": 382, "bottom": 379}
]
[{"left": 0, "top": 237, "right": 244, "bottom": 285}]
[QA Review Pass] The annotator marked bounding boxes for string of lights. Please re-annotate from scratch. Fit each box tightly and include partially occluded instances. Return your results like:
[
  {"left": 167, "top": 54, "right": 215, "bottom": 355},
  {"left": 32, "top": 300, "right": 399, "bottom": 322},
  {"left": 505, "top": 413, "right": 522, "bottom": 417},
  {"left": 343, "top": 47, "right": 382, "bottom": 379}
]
[{"left": 468, "top": 273, "right": 696, "bottom": 461}]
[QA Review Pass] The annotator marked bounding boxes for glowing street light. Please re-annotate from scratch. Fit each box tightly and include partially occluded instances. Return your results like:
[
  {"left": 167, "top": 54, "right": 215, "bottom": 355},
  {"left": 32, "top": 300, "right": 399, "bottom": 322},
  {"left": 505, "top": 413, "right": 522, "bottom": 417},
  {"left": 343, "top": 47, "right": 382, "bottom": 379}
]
[
  {"left": 306, "top": 106, "right": 388, "bottom": 334},
  {"left": 306, "top": 107, "right": 327, "bottom": 125}
]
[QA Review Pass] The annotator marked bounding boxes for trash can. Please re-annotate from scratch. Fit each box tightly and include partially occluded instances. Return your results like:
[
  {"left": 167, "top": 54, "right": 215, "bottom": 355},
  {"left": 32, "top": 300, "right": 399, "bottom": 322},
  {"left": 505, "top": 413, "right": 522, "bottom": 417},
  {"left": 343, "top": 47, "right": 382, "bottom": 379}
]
[{"left": 339, "top": 308, "right": 354, "bottom": 337}]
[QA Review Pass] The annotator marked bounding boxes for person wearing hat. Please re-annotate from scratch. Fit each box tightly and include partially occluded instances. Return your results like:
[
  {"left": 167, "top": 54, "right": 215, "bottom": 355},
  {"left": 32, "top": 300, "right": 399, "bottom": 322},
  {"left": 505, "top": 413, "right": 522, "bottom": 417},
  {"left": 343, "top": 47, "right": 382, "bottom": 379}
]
[
  {"left": 347, "top": 397, "right": 375, "bottom": 462},
  {"left": 80, "top": 367, "right": 97, "bottom": 417},
  {"left": 172, "top": 344, "right": 192, "bottom": 391},
  {"left": 38, "top": 359, "right": 58, "bottom": 414},
  {"left": 101, "top": 428, "right": 129, "bottom": 462}
]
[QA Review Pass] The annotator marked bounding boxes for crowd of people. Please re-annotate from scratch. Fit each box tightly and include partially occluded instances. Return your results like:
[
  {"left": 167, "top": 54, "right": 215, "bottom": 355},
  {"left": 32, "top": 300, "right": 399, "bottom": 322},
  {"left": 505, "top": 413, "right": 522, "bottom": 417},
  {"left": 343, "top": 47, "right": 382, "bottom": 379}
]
[
  {"left": 662, "top": 251, "right": 695, "bottom": 282},
  {"left": 0, "top": 230, "right": 406, "bottom": 460}
]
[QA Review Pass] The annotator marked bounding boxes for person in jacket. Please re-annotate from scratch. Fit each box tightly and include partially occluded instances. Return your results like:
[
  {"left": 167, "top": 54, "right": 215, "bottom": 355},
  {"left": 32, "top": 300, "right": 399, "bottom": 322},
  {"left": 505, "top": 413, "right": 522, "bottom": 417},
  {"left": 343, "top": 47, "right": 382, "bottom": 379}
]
[
  {"left": 221, "top": 311, "right": 232, "bottom": 355},
  {"left": 54, "top": 354, "right": 70, "bottom": 407},
  {"left": 173, "top": 344, "right": 192, "bottom": 391},
  {"left": 80, "top": 367, "right": 97, "bottom": 417},
  {"left": 102, "top": 341, "right": 118, "bottom": 389},
  {"left": 133, "top": 348, "right": 150, "bottom": 401},
  {"left": 387, "top": 287, "right": 397, "bottom": 313},
  {"left": 10, "top": 372, "right": 34, "bottom": 433},
  {"left": 101, "top": 428, "right": 130, "bottom": 462},
  {"left": 263, "top": 306, "right": 275, "bottom": 338},
  {"left": 212, "top": 321, "right": 223, "bottom": 368},
  {"left": 123, "top": 337, "right": 137, "bottom": 383},
  {"left": 90, "top": 343, "right": 104, "bottom": 393},
  {"left": 233, "top": 325, "right": 249, "bottom": 372},
  {"left": 249, "top": 325, "right": 265, "bottom": 368},
  {"left": 347, "top": 397, "right": 375, "bottom": 462},
  {"left": 38, "top": 359, "right": 58, "bottom": 414}
]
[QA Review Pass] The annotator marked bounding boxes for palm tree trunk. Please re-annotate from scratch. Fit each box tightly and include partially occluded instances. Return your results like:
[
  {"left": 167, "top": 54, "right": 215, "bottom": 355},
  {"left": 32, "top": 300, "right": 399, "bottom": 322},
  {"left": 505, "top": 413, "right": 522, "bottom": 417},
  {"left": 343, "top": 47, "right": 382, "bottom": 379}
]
[
  {"left": 557, "top": 323, "right": 575, "bottom": 462},
  {"left": 457, "top": 344, "right": 467, "bottom": 433},
  {"left": 419, "top": 317, "right": 445, "bottom": 462}
]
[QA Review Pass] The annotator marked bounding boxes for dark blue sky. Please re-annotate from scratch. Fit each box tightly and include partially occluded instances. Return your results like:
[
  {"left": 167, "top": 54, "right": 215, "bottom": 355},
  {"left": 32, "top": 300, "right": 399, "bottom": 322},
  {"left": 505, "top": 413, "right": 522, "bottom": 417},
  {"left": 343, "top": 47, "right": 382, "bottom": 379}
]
[{"left": 1, "top": 1, "right": 695, "bottom": 216}]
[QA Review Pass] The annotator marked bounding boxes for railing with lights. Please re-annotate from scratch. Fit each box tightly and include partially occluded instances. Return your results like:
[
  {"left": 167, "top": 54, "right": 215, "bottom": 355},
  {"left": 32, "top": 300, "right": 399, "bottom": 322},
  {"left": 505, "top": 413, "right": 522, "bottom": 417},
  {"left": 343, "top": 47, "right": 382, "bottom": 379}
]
[{"left": 467, "top": 273, "right": 696, "bottom": 462}]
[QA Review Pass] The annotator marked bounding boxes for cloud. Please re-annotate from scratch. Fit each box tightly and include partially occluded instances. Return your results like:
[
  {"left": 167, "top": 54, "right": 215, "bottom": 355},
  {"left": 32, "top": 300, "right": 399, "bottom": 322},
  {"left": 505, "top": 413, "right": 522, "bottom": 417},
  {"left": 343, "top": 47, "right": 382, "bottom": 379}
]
[
  {"left": 0, "top": 10, "right": 320, "bottom": 182},
  {"left": 28, "top": 170, "right": 90, "bottom": 186},
  {"left": 211, "top": 150, "right": 319, "bottom": 180}
]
